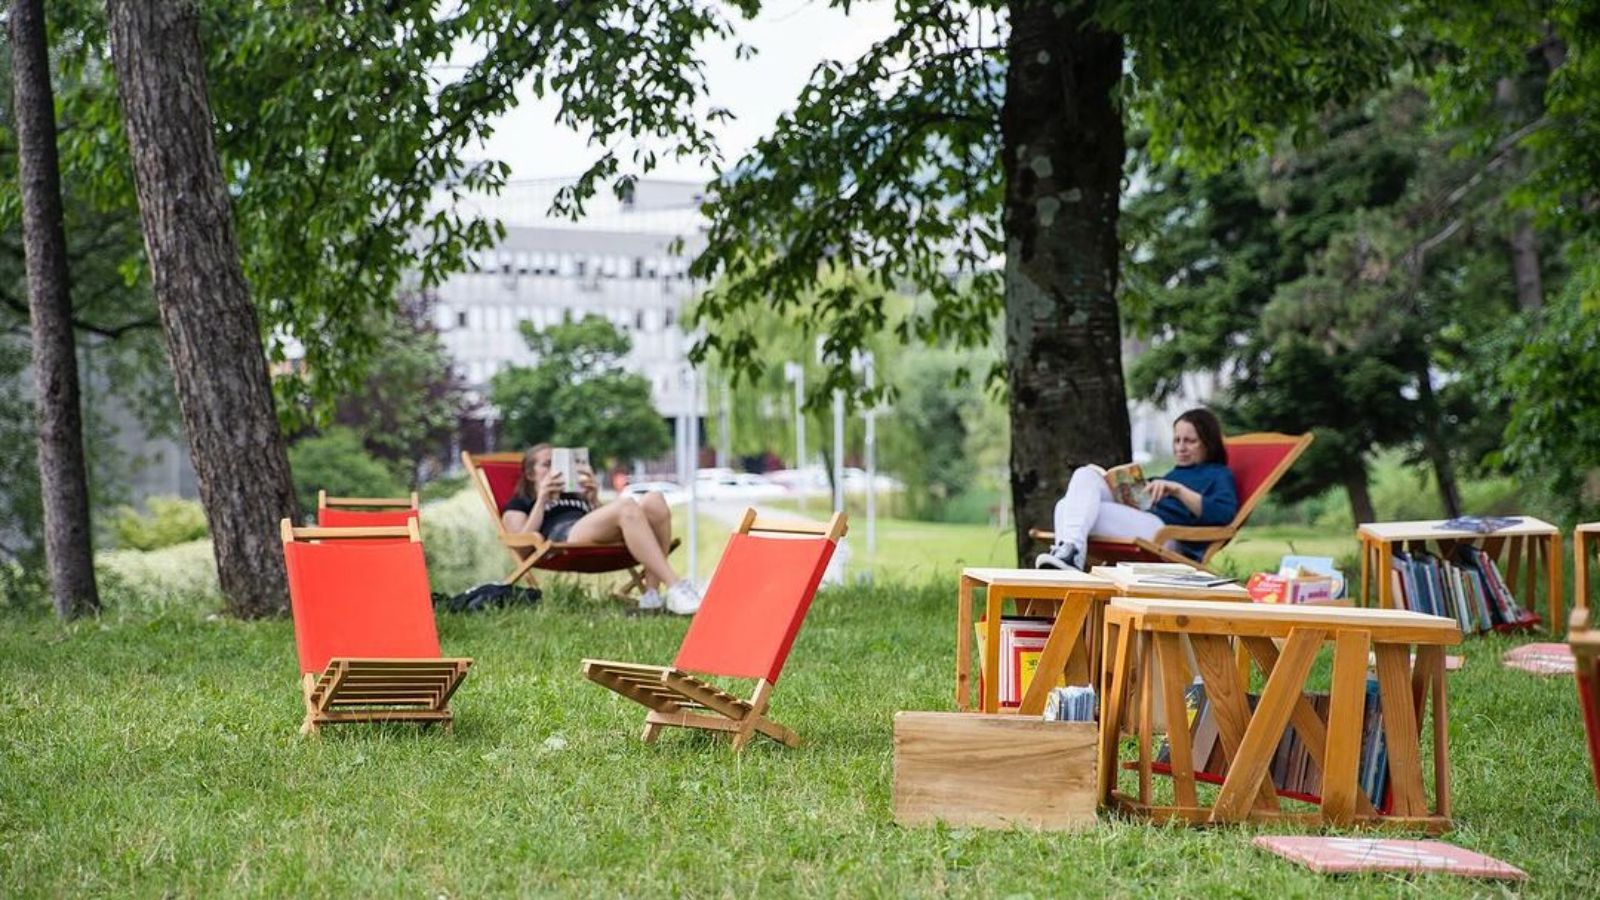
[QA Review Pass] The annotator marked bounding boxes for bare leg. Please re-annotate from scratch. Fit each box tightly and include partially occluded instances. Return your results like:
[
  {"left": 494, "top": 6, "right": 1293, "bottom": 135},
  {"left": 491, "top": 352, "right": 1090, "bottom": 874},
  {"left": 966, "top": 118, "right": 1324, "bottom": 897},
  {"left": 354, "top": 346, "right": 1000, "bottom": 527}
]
[
  {"left": 567, "top": 499, "right": 681, "bottom": 588},
  {"left": 641, "top": 492, "right": 674, "bottom": 589}
]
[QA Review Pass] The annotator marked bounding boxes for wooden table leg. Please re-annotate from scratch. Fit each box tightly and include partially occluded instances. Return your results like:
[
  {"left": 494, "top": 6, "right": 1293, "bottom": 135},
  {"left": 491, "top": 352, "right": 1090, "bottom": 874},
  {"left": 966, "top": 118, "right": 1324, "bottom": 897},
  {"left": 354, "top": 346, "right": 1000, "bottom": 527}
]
[
  {"left": 1097, "top": 620, "right": 1134, "bottom": 804},
  {"left": 983, "top": 586, "right": 1003, "bottom": 713},
  {"left": 956, "top": 575, "right": 973, "bottom": 711},
  {"left": 1154, "top": 633, "right": 1199, "bottom": 808},
  {"left": 1578, "top": 530, "right": 1592, "bottom": 617},
  {"left": 1321, "top": 629, "right": 1373, "bottom": 825},
  {"left": 1018, "top": 594, "right": 1090, "bottom": 716},
  {"left": 1210, "top": 628, "right": 1324, "bottom": 822},
  {"left": 1137, "top": 631, "right": 1153, "bottom": 804},
  {"left": 1191, "top": 634, "right": 1279, "bottom": 816},
  {"left": 1360, "top": 537, "right": 1371, "bottom": 608},
  {"left": 1549, "top": 533, "right": 1564, "bottom": 635},
  {"left": 1373, "top": 644, "right": 1426, "bottom": 817},
  {"left": 1378, "top": 542, "right": 1394, "bottom": 610},
  {"left": 1431, "top": 646, "right": 1451, "bottom": 819}
]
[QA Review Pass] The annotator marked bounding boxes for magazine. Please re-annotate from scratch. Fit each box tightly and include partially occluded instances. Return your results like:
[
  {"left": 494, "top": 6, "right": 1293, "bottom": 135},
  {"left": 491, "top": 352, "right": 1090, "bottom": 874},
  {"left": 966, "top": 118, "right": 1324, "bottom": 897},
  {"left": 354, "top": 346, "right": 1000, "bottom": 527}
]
[
  {"left": 1104, "top": 463, "right": 1154, "bottom": 511},
  {"left": 1439, "top": 516, "right": 1522, "bottom": 534},
  {"left": 550, "top": 446, "right": 590, "bottom": 490}
]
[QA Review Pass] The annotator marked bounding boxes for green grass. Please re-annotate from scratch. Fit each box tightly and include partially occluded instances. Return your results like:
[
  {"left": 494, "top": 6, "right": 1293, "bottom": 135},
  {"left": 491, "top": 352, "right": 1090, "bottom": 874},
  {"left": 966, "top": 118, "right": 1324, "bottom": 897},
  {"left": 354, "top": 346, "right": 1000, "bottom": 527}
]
[{"left": 3, "top": 577, "right": 1598, "bottom": 897}]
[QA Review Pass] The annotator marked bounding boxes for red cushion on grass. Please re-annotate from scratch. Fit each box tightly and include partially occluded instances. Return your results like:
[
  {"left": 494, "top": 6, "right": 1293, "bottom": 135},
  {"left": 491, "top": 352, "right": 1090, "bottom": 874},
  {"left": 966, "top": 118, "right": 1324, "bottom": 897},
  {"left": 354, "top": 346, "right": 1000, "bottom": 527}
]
[
  {"left": 319, "top": 507, "right": 418, "bottom": 528},
  {"left": 284, "top": 539, "right": 441, "bottom": 674},
  {"left": 673, "top": 533, "right": 835, "bottom": 683},
  {"left": 480, "top": 461, "right": 522, "bottom": 510}
]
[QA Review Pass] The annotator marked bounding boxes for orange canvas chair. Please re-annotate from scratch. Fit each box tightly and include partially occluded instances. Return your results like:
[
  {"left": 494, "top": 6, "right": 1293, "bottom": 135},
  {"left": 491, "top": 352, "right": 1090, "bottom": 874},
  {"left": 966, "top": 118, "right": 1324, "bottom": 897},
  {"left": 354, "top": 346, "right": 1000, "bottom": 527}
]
[
  {"left": 582, "top": 509, "right": 847, "bottom": 750},
  {"left": 1573, "top": 609, "right": 1600, "bottom": 800},
  {"left": 1030, "top": 432, "right": 1314, "bottom": 570},
  {"left": 281, "top": 519, "right": 471, "bottom": 735},
  {"left": 316, "top": 490, "right": 419, "bottom": 528},
  {"left": 460, "top": 450, "right": 677, "bottom": 596}
]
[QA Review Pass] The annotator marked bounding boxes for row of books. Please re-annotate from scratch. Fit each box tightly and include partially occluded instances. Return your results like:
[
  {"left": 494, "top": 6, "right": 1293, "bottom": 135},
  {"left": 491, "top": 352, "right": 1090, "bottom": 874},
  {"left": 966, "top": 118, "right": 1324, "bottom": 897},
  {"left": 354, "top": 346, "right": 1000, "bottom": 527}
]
[
  {"left": 974, "top": 617, "right": 1066, "bottom": 708},
  {"left": 1390, "top": 545, "right": 1539, "bottom": 634},
  {"left": 1157, "top": 680, "right": 1389, "bottom": 807}
]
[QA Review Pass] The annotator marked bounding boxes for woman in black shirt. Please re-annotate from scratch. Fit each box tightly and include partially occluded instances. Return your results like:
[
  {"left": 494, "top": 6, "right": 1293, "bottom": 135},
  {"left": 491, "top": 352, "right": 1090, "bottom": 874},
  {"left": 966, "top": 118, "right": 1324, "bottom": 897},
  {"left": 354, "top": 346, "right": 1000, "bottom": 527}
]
[{"left": 501, "top": 443, "right": 699, "bottom": 614}]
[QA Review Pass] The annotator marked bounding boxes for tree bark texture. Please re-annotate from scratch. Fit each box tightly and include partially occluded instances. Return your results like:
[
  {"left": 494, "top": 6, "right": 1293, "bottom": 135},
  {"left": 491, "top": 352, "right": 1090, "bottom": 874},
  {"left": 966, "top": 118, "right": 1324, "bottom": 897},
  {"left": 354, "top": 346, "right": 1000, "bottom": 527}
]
[
  {"left": 1343, "top": 471, "right": 1376, "bottom": 526},
  {"left": 1001, "top": 3, "right": 1131, "bottom": 561},
  {"left": 10, "top": 0, "right": 103, "bottom": 619},
  {"left": 106, "top": 0, "right": 297, "bottom": 617},
  {"left": 1509, "top": 213, "right": 1543, "bottom": 311}
]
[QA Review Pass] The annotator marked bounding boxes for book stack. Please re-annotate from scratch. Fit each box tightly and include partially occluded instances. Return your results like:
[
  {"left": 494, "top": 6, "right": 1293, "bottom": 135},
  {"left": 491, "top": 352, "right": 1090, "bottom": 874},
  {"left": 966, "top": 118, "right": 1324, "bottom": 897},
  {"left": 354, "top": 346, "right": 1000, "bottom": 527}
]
[
  {"left": 1388, "top": 545, "right": 1539, "bottom": 634},
  {"left": 974, "top": 617, "right": 1064, "bottom": 708},
  {"left": 1156, "top": 680, "right": 1389, "bottom": 807}
]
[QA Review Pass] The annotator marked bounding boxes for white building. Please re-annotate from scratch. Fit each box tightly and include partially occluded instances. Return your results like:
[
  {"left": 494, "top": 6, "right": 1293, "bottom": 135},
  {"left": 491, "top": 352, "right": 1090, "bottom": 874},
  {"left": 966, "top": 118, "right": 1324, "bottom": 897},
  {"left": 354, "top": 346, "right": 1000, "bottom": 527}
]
[{"left": 434, "top": 178, "right": 708, "bottom": 438}]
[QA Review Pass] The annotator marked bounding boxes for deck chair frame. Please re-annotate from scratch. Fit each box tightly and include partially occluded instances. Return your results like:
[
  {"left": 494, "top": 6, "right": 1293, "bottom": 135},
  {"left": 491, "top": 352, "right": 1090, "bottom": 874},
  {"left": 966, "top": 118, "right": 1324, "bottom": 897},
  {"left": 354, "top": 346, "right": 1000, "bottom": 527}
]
[
  {"left": 317, "top": 490, "right": 419, "bottom": 513},
  {"left": 1573, "top": 608, "right": 1600, "bottom": 800},
  {"left": 282, "top": 519, "right": 471, "bottom": 735},
  {"left": 460, "top": 450, "right": 676, "bottom": 598},
  {"left": 1029, "top": 432, "right": 1314, "bottom": 571},
  {"left": 582, "top": 510, "right": 848, "bottom": 751}
]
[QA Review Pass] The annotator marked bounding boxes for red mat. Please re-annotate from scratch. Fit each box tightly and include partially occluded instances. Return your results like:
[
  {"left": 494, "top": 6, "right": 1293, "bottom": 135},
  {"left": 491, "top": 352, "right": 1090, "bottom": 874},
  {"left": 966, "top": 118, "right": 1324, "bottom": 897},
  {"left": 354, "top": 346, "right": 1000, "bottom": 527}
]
[
  {"left": 1254, "top": 836, "right": 1526, "bottom": 880},
  {"left": 1502, "top": 642, "right": 1575, "bottom": 676}
]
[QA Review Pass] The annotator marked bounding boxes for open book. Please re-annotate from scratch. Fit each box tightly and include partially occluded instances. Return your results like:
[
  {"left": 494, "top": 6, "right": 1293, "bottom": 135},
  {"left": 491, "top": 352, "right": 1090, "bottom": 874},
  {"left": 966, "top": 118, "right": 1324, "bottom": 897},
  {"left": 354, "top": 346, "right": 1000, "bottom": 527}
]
[
  {"left": 551, "top": 446, "right": 590, "bottom": 491},
  {"left": 1104, "top": 463, "right": 1153, "bottom": 511}
]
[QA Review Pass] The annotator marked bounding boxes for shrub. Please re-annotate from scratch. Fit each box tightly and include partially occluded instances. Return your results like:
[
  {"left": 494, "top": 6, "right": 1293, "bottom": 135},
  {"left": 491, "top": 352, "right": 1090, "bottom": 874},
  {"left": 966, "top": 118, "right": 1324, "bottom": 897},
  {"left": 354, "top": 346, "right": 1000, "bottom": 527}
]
[
  {"left": 287, "top": 427, "right": 406, "bottom": 515},
  {"left": 110, "top": 496, "right": 209, "bottom": 551}
]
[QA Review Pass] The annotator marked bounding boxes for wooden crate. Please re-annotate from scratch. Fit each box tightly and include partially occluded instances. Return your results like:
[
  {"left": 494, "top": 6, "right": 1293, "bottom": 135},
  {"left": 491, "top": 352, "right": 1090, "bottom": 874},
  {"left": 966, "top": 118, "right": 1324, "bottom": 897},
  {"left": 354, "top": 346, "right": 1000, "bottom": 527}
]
[{"left": 892, "top": 711, "right": 1098, "bottom": 831}]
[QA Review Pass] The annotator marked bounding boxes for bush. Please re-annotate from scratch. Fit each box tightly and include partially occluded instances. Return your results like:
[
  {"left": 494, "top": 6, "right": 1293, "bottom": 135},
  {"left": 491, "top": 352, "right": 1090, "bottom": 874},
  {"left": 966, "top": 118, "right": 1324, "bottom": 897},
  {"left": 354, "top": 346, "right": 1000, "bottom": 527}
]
[
  {"left": 110, "top": 496, "right": 209, "bottom": 551},
  {"left": 287, "top": 427, "right": 406, "bottom": 515}
]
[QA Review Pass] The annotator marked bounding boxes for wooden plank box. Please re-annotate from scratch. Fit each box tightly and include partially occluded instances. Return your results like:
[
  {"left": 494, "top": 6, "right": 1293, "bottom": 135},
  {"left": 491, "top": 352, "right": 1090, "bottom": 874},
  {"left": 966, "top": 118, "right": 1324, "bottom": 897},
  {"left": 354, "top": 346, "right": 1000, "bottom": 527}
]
[{"left": 892, "top": 712, "right": 1097, "bottom": 831}]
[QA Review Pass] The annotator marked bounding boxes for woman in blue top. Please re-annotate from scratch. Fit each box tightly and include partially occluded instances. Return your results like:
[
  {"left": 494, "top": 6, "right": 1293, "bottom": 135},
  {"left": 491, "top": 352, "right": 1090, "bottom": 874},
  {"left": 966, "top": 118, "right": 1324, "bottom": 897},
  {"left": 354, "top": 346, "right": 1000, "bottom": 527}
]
[{"left": 1036, "top": 408, "right": 1239, "bottom": 571}]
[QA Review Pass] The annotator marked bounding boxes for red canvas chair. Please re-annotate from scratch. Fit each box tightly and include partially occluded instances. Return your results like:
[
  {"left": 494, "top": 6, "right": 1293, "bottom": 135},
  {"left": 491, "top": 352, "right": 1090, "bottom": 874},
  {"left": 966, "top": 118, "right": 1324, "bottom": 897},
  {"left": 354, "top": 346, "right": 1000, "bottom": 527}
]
[
  {"left": 582, "top": 509, "right": 847, "bottom": 751},
  {"left": 1572, "top": 608, "right": 1600, "bottom": 801},
  {"left": 461, "top": 450, "right": 677, "bottom": 596},
  {"left": 281, "top": 519, "right": 471, "bottom": 735},
  {"left": 316, "top": 490, "right": 419, "bottom": 528},
  {"left": 1030, "top": 432, "right": 1314, "bottom": 571}
]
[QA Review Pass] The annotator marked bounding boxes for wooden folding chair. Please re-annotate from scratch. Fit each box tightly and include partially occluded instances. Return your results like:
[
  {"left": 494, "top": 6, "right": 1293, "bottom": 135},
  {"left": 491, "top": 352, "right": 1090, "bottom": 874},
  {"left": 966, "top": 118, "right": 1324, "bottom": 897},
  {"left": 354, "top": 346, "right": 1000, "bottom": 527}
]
[
  {"left": 460, "top": 450, "right": 677, "bottom": 597},
  {"left": 1572, "top": 608, "right": 1600, "bottom": 800},
  {"left": 1030, "top": 432, "right": 1314, "bottom": 570},
  {"left": 316, "top": 489, "right": 419, "bottom": 528},
  {"left": 281, "top": 518, "right": 472, "bottom": 735},
  {"left": 582, "top": 509, "right": 848, "bottom": 751}
]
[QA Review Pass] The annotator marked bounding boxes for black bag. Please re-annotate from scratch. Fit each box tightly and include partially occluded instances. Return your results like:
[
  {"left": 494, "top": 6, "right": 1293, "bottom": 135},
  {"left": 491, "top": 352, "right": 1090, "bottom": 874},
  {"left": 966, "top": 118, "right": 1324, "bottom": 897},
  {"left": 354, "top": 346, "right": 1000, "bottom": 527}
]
[{"left": 433, "top": 582, "right": 541, "bottom": 613}]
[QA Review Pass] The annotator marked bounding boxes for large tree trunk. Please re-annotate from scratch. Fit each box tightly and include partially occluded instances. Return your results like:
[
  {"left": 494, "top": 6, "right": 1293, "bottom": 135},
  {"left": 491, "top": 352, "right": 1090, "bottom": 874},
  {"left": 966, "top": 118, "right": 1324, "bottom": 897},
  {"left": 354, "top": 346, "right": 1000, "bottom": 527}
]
[
  {"left": 1509, "top": 214, "right": 1543, "bottom": 311},
  {"left": 106, "top": 0, "right": 296, "bottom": 618},
  {"left": 10, "top": 0, "right": 102, "bottom": 619},
  {"left": 1344, "top": 470, "right": 1376, "bottom": 526},
  {"left": 1001, "top": 3, "right": 1130, "bottom": 561},
  {"left": 1413, "top": 365, "right": 1463, "bottom": 518}
]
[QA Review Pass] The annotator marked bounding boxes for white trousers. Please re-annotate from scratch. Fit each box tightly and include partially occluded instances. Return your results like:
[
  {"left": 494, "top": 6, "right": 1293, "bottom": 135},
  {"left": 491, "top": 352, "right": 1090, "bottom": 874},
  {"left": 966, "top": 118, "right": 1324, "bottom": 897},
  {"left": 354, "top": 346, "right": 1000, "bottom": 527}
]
[{"left": 1051, "top": 465, "right": 1166, "bottom": 551}]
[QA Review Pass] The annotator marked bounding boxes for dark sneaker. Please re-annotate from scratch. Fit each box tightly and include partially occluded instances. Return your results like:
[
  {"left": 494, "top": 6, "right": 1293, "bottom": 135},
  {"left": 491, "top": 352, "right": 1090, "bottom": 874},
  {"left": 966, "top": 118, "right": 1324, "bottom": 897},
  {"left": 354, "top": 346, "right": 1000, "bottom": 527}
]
[{"left": 1034, "top": 543, "right": 1083, "bottom": 572}]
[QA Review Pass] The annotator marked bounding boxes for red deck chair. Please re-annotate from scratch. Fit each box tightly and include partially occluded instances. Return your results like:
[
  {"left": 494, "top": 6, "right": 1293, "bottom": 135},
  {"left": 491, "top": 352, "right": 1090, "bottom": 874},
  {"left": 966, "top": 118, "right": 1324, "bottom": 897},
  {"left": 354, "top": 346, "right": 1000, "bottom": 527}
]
[
  {"left": 1030, "top": 432, "right": 1314, "bottom": 571},
  {"left": 281, "top": 519, "right": 471, "bottom": 735},
  {"left": 460, "top": 451, "right": 677, "bottom": 596},
  {"left": 316, "top": 490, "right": 419, "bottom": 528},
  {"left": 1573, "top": 608, "right": 1600, "bottom": 801},
  {"left": 582, "top": 509, "right": 848, "bottom": 751}
]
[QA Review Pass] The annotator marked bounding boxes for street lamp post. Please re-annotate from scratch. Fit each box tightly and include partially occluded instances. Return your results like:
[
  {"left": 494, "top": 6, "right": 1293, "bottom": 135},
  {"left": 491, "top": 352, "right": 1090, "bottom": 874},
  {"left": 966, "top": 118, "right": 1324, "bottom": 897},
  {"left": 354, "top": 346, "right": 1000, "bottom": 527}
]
[{"left": 783, "top": 361, "right": 805, "bottom": 474}]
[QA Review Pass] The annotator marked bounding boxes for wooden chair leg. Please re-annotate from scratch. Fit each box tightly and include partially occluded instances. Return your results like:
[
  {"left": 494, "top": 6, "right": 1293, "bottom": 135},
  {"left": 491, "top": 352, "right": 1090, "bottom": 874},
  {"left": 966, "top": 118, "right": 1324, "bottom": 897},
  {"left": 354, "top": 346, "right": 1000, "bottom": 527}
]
[
  {"left": 641, "top": 721, "right": 663, "bottom": 743},
  {"left": 504, "top": 548, "right": 548, "bottom": 587},
  {"left": 299, "top": 673, "right": 321, "bottom": 737}
]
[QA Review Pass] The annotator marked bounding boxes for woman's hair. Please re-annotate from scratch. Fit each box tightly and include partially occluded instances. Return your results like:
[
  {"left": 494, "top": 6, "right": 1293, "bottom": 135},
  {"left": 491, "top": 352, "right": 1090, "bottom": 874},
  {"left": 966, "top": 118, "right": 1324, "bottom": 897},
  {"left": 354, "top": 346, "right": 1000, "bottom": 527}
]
[
  {"left": 513, "top": 443, "right": 552, "bottom": 501},
  {"left": 1175, "top": 408, "right": 1228, "bottom": 465}
]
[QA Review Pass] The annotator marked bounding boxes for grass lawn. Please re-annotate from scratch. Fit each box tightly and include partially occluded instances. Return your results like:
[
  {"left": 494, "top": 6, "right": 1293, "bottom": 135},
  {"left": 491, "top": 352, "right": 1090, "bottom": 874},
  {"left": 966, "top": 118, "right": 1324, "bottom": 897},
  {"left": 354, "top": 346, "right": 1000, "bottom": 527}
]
[{"left": 3, "top": 568, "right": 1598, "bottom": 896}]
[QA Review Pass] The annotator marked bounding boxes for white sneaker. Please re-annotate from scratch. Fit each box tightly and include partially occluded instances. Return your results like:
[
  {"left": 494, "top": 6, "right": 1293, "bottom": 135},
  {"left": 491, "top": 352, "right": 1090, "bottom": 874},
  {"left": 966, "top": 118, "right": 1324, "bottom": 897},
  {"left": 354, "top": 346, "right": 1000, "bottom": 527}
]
[
  {"left": 1035, "top": 543, "right": 1084, "bottom": 572},
  {"left": 637, "top": 587, "right": 663, "bottom": 612},
  {"left": 665, "top": 580, "right": 702, "bottom": 616}
]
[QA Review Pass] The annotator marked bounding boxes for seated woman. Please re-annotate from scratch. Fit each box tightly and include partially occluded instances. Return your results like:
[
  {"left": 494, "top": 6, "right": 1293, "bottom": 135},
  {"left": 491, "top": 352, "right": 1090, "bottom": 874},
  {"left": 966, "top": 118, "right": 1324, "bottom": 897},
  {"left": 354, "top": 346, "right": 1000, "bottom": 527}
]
[
  {"left": 501, "top": 443, "right": 700, "bottom": 614},
  {"left": 1036, "top": 408, "right": 1239, "bottom": 571}
]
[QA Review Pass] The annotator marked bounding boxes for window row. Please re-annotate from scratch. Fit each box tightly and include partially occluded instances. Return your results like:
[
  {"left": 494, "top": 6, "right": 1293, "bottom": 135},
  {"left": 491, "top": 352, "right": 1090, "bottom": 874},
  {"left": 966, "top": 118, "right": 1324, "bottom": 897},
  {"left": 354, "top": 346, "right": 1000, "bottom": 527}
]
[{"left": 465, "top": 250, "right": 692, "bottom": 281}]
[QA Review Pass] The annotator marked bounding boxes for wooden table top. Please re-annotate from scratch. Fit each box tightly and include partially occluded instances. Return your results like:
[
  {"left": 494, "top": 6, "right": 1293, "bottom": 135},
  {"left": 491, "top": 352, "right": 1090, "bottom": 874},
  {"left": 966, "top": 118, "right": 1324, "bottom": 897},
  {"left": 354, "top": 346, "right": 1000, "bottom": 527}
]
[
  {"left": 961, "top": 567, "right": 1116, "bottom": 591},
  {"left": 1576, "top": 522, "right": 1600, "bottom": 535},
  {"left": 1107, "top": 597, "right": 1463, "bottom": 644},
  {"left": 1357, "top": 517, "right": 1558, "bottom": 541},
  {"left": 1089, "top": 564, "right": 1251, "bottom": 601}
]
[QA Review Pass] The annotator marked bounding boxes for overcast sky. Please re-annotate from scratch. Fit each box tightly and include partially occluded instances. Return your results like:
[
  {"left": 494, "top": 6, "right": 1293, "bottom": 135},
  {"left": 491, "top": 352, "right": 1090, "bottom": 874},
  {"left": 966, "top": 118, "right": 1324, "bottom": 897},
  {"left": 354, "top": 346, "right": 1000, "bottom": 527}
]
[{"left": 470, "top": 0, "right": 899, "bottom": 183}]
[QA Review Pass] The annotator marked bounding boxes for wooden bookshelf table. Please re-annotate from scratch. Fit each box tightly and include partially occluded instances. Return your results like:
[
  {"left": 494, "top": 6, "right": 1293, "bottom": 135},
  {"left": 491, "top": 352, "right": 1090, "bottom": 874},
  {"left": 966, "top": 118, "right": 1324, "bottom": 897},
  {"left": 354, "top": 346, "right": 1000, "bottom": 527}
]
[
  {"left": 1097, "top": 598, "right": 1461, "bottom": 832},
  {"left": 1575, "top": 523, "right": 1599, "bottom": 616},
  {"left": 1358, "top": 517, "right": 1564, "bottom": 633},
  {"left": 956, "top": 568, "right": 1117, "bottom": 716}
]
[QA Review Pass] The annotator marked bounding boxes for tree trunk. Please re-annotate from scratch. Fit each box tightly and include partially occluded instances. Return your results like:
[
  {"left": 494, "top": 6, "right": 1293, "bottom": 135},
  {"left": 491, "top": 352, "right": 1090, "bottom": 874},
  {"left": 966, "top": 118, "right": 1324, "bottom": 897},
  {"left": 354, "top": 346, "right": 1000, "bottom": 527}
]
[
  {"left": 106, "top": 0, "right": 297, "bottom": 618},
  {"left": 1001, "top": 3, "right": 1130, "bottom": 561},
  {"left": 1413, "top": 364, "right": 1463, "bottom": 518},
  {"left": 1344, "top": 470, "right": 1376, "bottom": 526},
  {"left": 1509, "top": 213, "right": 1543, "bottom": 311},
  {"left": 10, "top": 0, "right": 102, "bottom": 619}
]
